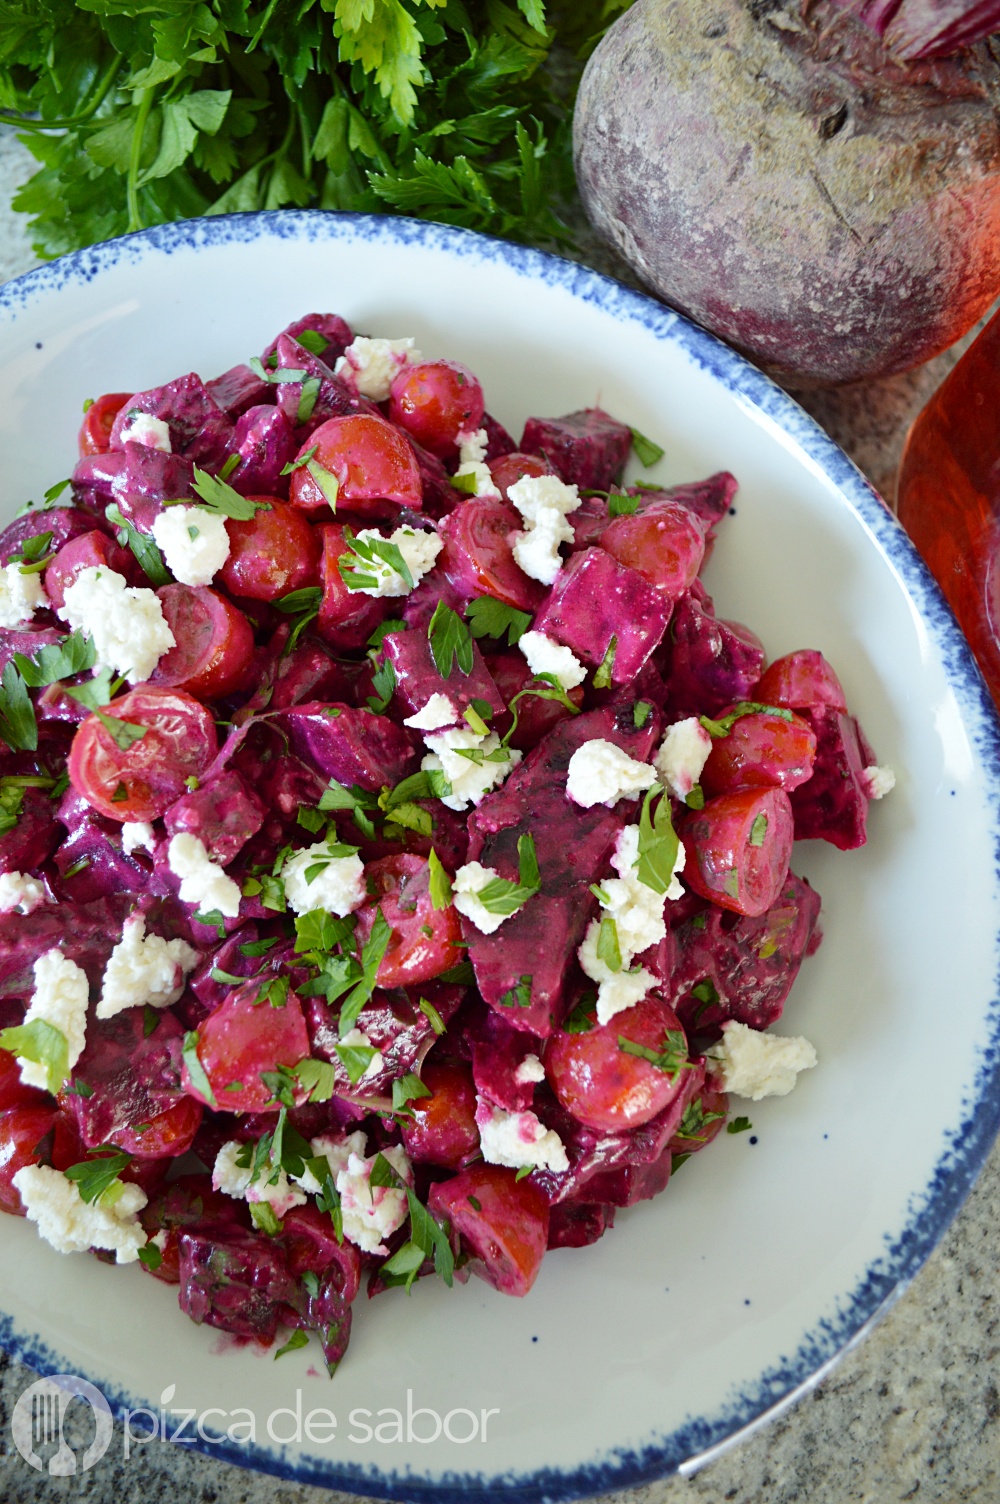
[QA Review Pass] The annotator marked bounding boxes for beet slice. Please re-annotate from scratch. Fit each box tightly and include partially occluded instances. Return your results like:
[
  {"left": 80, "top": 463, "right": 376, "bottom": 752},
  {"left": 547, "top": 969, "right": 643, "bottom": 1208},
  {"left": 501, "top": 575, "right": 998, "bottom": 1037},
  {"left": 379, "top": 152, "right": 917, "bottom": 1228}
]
[
  {"left": 280, "top": 701, "right": 419, "bottom": 791},
  {"left": 521, "top": 408, "right": 633, "bottom": 491},
  {"left": 382, "top": 627, "right": 506, "bottom": 723},
  {"left": 533, "top": 547, "right": 670, "bottom": 683}
]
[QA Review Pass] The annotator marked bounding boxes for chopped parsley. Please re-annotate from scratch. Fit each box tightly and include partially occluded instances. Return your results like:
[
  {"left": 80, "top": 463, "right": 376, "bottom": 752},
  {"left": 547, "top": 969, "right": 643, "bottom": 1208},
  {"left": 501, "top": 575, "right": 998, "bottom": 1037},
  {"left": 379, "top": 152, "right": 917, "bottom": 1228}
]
[
  {"left": 465, "top": 596, "right": 532, "bottom": 646},
  {"left": 427, "top": 601, "right": 474, "bottom": 679}
]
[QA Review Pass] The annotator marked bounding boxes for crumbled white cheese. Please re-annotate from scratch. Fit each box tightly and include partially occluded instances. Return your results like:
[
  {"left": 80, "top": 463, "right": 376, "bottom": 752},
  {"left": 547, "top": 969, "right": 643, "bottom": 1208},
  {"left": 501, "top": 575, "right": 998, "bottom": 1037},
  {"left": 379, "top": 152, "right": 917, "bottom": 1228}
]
[
  {"left": 577, "top": 920, "right": 658, "bottom": 1026},
  {"left": 655, "top": 717, "right": 713, "bottom": 798},
  {"left": 453, "top": 427, "right": 500, "bottom": 499},
  {"left": 97, "top": 915, "right": 198, "bottom": 1019},
  {"left": 292, "top": 1130, "right": 367, "bottom": 1196},
  {"left": 0, "top": 563, "right": 48, "bottom": 628},
  {"left": 151, "top": 504, "right": 230, "bottom": 588},
  {"left": 339, "top": 1026, "right": 384, "bottom": 1079},
  {"left": 347, "top": 525, "right": 442, "bottom": 598},
  {"left": 212, "top": 1140, "right": 307, "bottom": 1219},
  {"left": 862, "top": 764, "right": 896, "bottom": 800},
  {"left": 167, "top": 833, "right": 241, "bottom": 919},
  {"left": 518, "top": 630, "right": 586, "bottom": 692},
  {"left": 334, "top": 336, "right": 421, "bottom": 402},
  {"left": 13, "top": 1164, "right": 148, "bottom": 1263},
  {"left": 706, "top": 1020, "right": 818, "bottom": 1101},
  {"left": 0, "top": 872, "right": 47, "bottom": 915},
  {"left": 452, "top": 861, "right": 512, "bottom": 935},
  {"left": 121, "top": 821, "right": 156, "bottom": 856},
  {"left": 336, "top": 1143, "right": 412, "bottom": 1255},
  {"left": 421, "top": 728, "right": 522, "bottom": 812},
  {"left": 120, "top": 412, "right": 172, "bottom": 452},
  {"left": 17, "top": 949, "right": 89, "bottom": 1090},
  {"left": 476, "top": 1099, "right": 568, "bottom": 1173},
  {"left": 515, "top": 1053, "right": 545, "bottom": 1085},
  {"left": 606, "top": 825, "right": 673, "bottom": 948},
  {"left": 566, "top": 739, "right": 657, "bottom": 809},
  {"left": 507, "top": 474, "right": 581, "bottom": 585},
  {"left": 281, "top": 841, "right": 366, "bottom": 917},
  {"left": 59, "top": 566, "right": 175, "bottom": 685},
  {"left": 404, "top": 693, "right": 458, "bottom": 731}
]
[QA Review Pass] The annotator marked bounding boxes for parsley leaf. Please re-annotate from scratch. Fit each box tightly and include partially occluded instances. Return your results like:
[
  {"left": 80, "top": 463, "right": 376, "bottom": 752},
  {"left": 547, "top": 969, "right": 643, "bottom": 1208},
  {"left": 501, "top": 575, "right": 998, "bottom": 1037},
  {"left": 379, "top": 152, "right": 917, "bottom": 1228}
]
[
  {"left": 105, "top": 504, "right": 171, "bottom": 587},
  {"left": 190, "top": 467, "right": 271, "bottom": 521},
  {"left": 499, "top": 974, "right": 532, "bottom": 1009},
  {"left": 14, "top": 631, "right": 96, "bottom": 688},
  {"left": 63, "top": 1145, "right": 133, "bottom": 1205},
  {"left": 294, "top": 1057, "right": 336, "bottom": 1103},
  {"left": 337, "top": 907, "right": 391, "bottom": 1036},
  {"left": 728, "top": 1116, "right": 753, "bottom": 1135},
  {"left": 593, "top": 636, "right": 618, "bottom": 690},
  {"left": 607, "top": 490, "right": 641, "bottom": 518},
  {"left": 635, "top": 787, "right": 681, "bottom": 896},
  {"left": 0, "top": 1019, "right": 68, "bottom": 1093},
  {"left": 182, "top": 1030, "right": 217, "bottom": 1108},
  {"left": 274, "top": 1329, "right": 310, "bottom": 1360},
  {"left": 0, "top": 664, "right": 37, "bottom": 751},
  {"left": 338, "top": 526, "right": 413, "bottom": 594},
  {"left": 392, "top": 1073, "right": 432, "bottom": 1113},
  {"left": 618, "top": 1029, "right": 692, "bottom": 1081},
  {"left": 473, "top": 833, "right": 541, "bottom": 916},
  {"left": 465, "top": 597, "right": 532, "bottom": 646},
  {"left": 418, "top": 996, "right": 447, "bottom": 1035},
  {"left": 367, "top": 656, "right": 397, "bottom": 714},
  {"left": 700, "top": 703, "right": 795, "bottom": 738},
  {"left": 427, "top": 601, "right": 474, "bottom": 679},
  {"left": 428, "top": 848, "right": 453, "bottom": 910},
  {"left": 629, "top": 428, "right": 665, "bottom": 468}
]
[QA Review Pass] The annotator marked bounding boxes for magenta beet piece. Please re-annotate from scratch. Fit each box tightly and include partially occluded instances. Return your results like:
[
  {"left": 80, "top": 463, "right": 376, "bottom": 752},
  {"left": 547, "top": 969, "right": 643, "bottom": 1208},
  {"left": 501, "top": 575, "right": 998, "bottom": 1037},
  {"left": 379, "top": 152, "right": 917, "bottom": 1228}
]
[
  {"left": 0, "top": 627, "right": 64, "bottom": 675},
  {"left": 53, "top": 815, "right": 150, "bottom": 902},
  {"left": 671, "top": 871, "right": 822, "bottom": 1036},
  {"left": 186, "top": 924, "right": 261, "bottom": 1020},
  {"left": 521, "top": 408, "right": 633, "bottom": 491},
  {"left": 664, "top": 589, "right": 766, "bottom": 717},
  {"left": 547, "top": 1200, "right": 616, "bottom": 1249},
  {"left": 272, "top": 335, "right": 375, "bottom": 436},
  {"left": 305, "top": 982, "right": 465, "bottom": 1097},
  {"left": 583, "top": 1145, "right": 673, "bottom": 1208},
  {"left": 206, "top": 363, "right": 272, "bottom": 417},
  {"left": 44, "top": 529, "right": 135, "bottom": 610},
  {"left": 655, "top": 471, "right": 738, "bottom": 543},
  {"left": 408, "top": 440, "right": 457, "bottom": 519},
  {"left": 164, "top": 770, "right": 266, "bottom": 866},
  {"left": 533, "top": 547, "right": 670, "bottom": 683},
  {"left": 382, "top": 628, "right": 505, "bottom": 723},
  {"left": 113, "top": 443, "right": 196, "bottom": 533},
  {"left": 482, "top": 412, "right": 517, "bottom": 463},
  {"left": 262, "top": 313, "right": 354, "bottom": 369},
  {"left": 67, "top": 1005, "right": 189, "bottom": 1149},
  {"left": 244, "top": 634, "right": 367, "bottom": 716},
  {"left": 281, "top": 702, "right": 419, "bottom": 791},
  {"left": 0, "top": 894, "right": 133, "bottom": 998},
  {"left": 402, "top": 569, "right": 472, "bottom": 632},
  {"left": 468, "top": 1005, "right": 542, "bottom": 1111},
  {"left": 0, "top": 507, "right": 99, "bottom": 568},
  {"left": 179, "top": 1227, "right": 300, "bottom": 1343},
  {"left": 257, "top": 751, "right": 327, "bottom": 821},
  {"left": 225, "top": 405, "right": 297, "bottom": 498},
  {"left": 71, "top": 452, "right": 127, "bottom": 515},
  {"left": 109, "top": 373, "right": 234, "bottom": 470},
  {"left": 465, "top": 706, "right": 660, "bottom": 1036},
  {"left": 0, "top": 788, "right": 60, "bottom": 875},
  {"left": 790, "top": 706, "right": 874, "bottom": 850}
]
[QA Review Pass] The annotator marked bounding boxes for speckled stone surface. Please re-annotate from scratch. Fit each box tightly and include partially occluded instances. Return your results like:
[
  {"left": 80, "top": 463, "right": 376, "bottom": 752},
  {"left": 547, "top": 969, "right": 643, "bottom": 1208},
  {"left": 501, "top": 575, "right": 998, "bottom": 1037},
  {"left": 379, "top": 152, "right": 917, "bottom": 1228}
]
[{"left": 1, "top": 129, "right": 999, "bottom": 1504}]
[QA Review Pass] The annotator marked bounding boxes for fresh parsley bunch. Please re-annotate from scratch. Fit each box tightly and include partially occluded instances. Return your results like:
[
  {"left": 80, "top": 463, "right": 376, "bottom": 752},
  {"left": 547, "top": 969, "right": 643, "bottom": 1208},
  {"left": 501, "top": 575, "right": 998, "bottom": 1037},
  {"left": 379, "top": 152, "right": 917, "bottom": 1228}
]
[{"left": 0, "top": 0, "right": 630, "bottom": 260}]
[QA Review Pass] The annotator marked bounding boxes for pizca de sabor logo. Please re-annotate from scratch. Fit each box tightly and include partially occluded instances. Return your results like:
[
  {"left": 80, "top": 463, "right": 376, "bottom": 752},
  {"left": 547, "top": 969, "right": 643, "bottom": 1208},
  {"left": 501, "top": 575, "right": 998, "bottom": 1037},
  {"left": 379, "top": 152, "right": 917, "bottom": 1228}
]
[{"left": 11, "top": 1374, "right": 113, "bottom": 1475}]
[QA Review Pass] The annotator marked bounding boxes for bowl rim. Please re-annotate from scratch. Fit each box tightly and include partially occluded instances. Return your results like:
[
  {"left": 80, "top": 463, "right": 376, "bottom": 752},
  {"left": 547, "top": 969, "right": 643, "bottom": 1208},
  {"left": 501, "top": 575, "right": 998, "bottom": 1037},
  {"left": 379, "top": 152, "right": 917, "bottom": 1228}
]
[{"left": 1, "top": 207, "right": 999, "bottom": 1502}]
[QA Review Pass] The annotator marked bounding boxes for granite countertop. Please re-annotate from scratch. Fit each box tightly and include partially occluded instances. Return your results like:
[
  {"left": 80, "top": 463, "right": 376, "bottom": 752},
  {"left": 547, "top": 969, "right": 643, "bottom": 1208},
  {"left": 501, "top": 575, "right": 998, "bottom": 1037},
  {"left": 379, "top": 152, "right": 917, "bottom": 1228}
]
[{"left": 1, "top": 129, "right": 998, "bottom": 1504}]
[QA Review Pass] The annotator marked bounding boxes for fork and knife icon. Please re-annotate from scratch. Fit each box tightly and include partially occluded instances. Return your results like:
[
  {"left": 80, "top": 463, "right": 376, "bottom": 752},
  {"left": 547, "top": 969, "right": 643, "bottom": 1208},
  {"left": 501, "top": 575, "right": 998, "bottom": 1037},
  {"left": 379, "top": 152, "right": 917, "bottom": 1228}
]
[{"left": 11, "top": 1374, "right": 113, "bottom": 1475}]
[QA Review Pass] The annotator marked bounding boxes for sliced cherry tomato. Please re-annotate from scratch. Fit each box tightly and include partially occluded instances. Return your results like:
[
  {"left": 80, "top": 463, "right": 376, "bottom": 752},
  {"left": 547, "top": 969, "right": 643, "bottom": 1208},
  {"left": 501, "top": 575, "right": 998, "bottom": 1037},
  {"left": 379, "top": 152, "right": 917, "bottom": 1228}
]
[
  {"left": 666, "top": 1087, "right": 730, "bottom": 1155},
  {"left": 112, "top": 1096, "right": 204, "bottom": 1158},
  {"left": 0, "top": 1049, "right": 50, "bottom": 1113},
  {"left": 151, "top": 585, "right": 255, "bottom": 700},
  {"left": 439, "top": 499, "right": 545, "bottom": 612},
  {"left": 78, "top": 392, "right": 132, "bottom": 456},
  {"left": 289, "top": 415, "right": 422, "bottom": 514},
  {"left": 400, "top": 1062, "right": 480, "bottom": 1170},
  {"left": 678, "top": 787, "right": 794, "bottom": 917},
  {"left": 182, "top": 988, "right": 310, "bottom": 1114},
  {"left": 754, "top": 650, "right": 848, "bottom": 713},
  {"left": 315, "top": 523, "right": 391, "bottom": 651},
  {"left": 545, "top": 995, "right": 692, "bottom": 1132},
  {"left": 0, "top": 1106, "right": 58, "bottom": 1215},
  {"left": 218, "top": 500, "right": 321, "bottom": 602},
  {"left": 44, "top": 530, "right": 135, "bottom": 611},
  {"left": 428, "top": 1162, "right": 549, "bottom": 1296},
  {"left": 485, "top": 651, "right": 583, "bottom": 752},
  {"left": 68, "top": 685, "right": 218, "bottom": 822},
  {"left": 388, "top": 360, "right": 485, "bottom": 458},
  {"left": 700, "top": 708, "right": 817, "bottom": 796},
  {"left": 599, "top": 499, "right": 705, "bottom": 598},
  {"left": 353, "top": 855, "right": 463, "bottom": 988},
  {"left": 488, "top": 451, "right": 553, "bottom": 503}
]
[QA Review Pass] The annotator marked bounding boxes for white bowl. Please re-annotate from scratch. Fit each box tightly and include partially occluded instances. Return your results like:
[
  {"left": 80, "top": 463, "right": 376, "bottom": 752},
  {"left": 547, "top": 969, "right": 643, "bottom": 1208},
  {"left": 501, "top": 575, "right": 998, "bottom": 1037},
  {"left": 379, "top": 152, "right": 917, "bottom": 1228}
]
[{"left": 0, "top": 212, "right": 997, "bottom": 1500}]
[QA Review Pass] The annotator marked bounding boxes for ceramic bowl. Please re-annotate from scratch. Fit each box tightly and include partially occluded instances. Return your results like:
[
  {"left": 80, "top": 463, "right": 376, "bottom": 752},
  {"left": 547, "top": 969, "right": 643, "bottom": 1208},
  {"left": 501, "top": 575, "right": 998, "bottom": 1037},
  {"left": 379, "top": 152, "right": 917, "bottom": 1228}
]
[{"left": 0, "top": 212, "right": 998, "bottom": 1501}]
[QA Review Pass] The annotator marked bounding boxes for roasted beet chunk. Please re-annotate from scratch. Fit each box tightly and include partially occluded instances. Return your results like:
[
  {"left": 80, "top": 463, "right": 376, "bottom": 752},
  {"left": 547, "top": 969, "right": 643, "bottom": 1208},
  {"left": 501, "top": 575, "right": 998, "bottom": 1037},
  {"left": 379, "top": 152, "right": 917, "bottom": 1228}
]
[
  {"left": 109, "top": 373, "right": 234, "bottom": 470},
  {"left": 0, "top": 787, "right": 60, "bottom": 875},
  {"left": 261, "top": 313, "right": 354, "bottom": 370},
  {"left": 305, "top": 981, "right": 466, "bottom": 1099},
  {"left": 179, "top": 1226, "right": 301, "bottom": 1343},
  {"left": 53, "top": 815, "right": 150, "bottom": 901},
  {"left": 205, "top": 363, "right": 271, "bottom": 418},
  {"left": 114, "top": 444, "right": 197, "bottom": 533},
  {"left": 0, "top": 506, "right": 101, "bottom": 568},
  {"left": 663, "top": 588, "right": 766, "bottom": 718},
  {"left": 164, "top": 770, "right": 267, "bottom": 866},
  {"left": 464, "top": 706, "right": 660, "bottom": 1036},
  {"left": 225, "top": 405, "right": 297, "bottom": 497},
  {"left": 533, "top": 547, "right": 670, "bottom": 684},
  {"left": 632, "top": 471, "right": 738, "bottom": 546},
  {"left": 281, "top": 702, "right": 419, "bottom": 791},
  {"left": 382, "top": 628, "right": 506, "bottom": 723},
  {"left": 271, "top": 335, "right": 374, "bottom": 436},
  {"left": 67, "top": 1005, "right": 202, "bottom": 1157},
  {"left": 0, "top": 895, "right": 133, "bottom": 998},
  {"left": 789, "top": 706, "right": 874, "bottom": 850},
  {"left": 547, "top": 1200, "right": 616, "bottom": 1249},
  {"left": 671, "top": 871, "right": 822, "bottom": 1035},
  {"left": 521, "top": 408, "right": 632, "bottom": 491}
]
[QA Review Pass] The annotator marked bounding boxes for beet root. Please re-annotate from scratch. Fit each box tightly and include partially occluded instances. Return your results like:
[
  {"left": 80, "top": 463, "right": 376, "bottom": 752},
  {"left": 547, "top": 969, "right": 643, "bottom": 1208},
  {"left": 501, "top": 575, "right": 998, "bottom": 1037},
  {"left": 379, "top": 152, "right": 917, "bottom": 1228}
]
[{"left": 573, "top": 0, "right": 1000, "bottom": 384}]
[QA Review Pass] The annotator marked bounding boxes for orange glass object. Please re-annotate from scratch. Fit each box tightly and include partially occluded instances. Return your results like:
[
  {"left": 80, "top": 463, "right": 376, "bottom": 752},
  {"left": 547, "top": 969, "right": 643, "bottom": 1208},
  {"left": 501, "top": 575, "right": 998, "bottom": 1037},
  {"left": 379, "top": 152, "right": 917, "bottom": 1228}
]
[{"left": 897, "top": 311, "right": 1000, "bottom": 706}]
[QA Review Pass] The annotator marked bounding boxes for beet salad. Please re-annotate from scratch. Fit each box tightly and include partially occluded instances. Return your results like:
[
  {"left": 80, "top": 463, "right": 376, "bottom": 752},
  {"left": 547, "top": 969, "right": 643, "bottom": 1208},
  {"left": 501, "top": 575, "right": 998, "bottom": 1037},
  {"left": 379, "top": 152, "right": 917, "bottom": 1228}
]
[{"left": 0, "top": 312, "right": 895, "bottom": 1373}]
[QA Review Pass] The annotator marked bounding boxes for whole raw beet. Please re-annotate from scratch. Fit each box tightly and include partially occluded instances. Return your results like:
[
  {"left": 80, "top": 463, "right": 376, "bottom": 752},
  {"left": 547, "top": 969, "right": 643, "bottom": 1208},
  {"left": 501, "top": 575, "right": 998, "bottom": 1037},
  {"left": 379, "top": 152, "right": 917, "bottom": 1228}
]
[{"left": 574, "top": 0, "right": 1000, "bottom": 383}]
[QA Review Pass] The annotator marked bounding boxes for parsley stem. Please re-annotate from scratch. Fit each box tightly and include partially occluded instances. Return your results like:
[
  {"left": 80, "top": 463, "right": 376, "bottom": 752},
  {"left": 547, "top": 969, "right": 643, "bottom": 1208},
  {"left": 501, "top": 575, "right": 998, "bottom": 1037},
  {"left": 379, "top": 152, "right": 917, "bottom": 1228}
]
[
  {"left": 0, "top": 54, "right": 121, "bottom": 132},
  {"left": 127, "top": 86, "right": 156, "bottom": 234}
]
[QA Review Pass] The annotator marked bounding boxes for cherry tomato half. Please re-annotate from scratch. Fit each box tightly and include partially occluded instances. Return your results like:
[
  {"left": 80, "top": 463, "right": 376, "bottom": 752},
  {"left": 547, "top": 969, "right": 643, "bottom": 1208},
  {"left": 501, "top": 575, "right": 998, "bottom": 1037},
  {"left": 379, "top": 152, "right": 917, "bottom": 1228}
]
[
  {"left": 68, "top": 685, "right": 218, "bottom": 822},
  {"left": 151, "top": 585, "right": 255, "bottom": 700},
  {"left": 700, "top": 708, "right": 817, "bottom": 796},
  {"left": 400, "top": 1062, "right": 480, "bottom": 1170},
  {"left": 428, "top": 1162, "right": 549, "bottom": 1296},
  {"left": 678, "top": 787, "right": 794, "bottom": 917},
  {"left": 218, "top": 500, "right": 320, "bottom": 602},
  {"left": 545, "top": 995, "right": 691, "bottom": 1132},
  {"left": 181, "top": 989, "right": 311, "bottom": 1115},
  {"left": 289, "top": 415, "right": 422, "bottom": 514},
  {"left": 599, "top": 499, "right": 705, "bottom": 599},
  {"left": 78, "top": 392, "right": 132, "bottom": 457},
  {"left": 754, "top": 650, "right": 848, "bottom": 714},
  {"left": 439, "top": 499, "right": 544, "bottom": 612},
  {"left": 388, "top": 360, "right": 485, "bottom": 458},
  {"left": 353, "top": 855, "right": 463, "bottom": 989}
]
